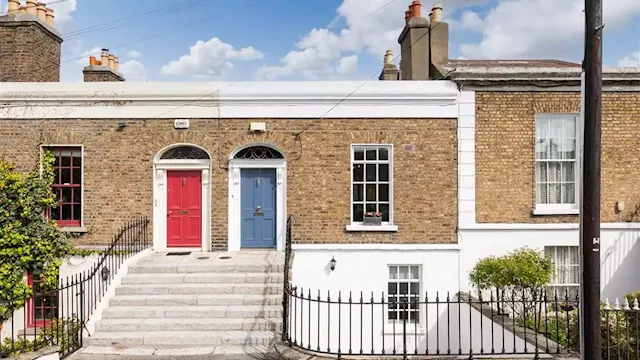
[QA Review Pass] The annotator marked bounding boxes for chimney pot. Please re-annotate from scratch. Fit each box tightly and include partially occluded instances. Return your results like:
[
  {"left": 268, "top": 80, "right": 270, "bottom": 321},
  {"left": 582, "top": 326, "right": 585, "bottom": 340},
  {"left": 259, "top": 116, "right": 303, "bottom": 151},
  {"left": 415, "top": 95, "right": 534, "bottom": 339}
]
[
  {"left": 89, "top": 56, "right": 97, "bottom": 66},
  {"left": 45, "top": 8, "right": 54, "bottom": 27},
  {"left": 404, "top": 9, "right": 410, "bottom": 23},
  {"left": 431, "top": 3, "right": 443, "bottom": 23},
  {"left": 114, "top": 56, "right": 120, "bottom": 72},
  {"left": 36, "top": 2, "right": 46, "bottom": 22},
  {"left": 411, "top": 0, "right": 422, "bottom": 18},
  {"left": 101, "top": 50, "right": 110, "bottom": 67},
  {"left": 7, "top": 0, "right": 20, "bottom": 13},
  {"left": 26, "top": 0, "right": 38, "bottom": 15},
  {"left": 19, "top": 5, "right": 27, "bottom": 14},
  {"left": 384, "top": 50, "right": 394, "bottom": 66},
  {"left": 108, "top": 54, "right": 116, "bottom": 70}
]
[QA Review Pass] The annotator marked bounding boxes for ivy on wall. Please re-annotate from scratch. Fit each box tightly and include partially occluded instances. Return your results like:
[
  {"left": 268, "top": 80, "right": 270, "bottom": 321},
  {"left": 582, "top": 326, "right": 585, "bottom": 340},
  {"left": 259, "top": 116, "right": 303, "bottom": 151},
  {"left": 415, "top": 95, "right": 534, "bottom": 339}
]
[{"left": 0, "top": 151, "right": 71, "bottom": 330}]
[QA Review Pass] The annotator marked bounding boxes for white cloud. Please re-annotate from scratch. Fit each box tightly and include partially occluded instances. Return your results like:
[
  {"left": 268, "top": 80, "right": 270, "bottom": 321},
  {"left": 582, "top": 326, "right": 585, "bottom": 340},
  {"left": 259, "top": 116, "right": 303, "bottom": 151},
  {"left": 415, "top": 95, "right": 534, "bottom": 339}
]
[
  {"left": 128, "top": 50, "right": 143, "bottom": 59},
  {"left": 48, "top": 0, "right": 78, "bottom": 31},
  {"left": 75, "top": 46, "right": 102, "bottom": 66},
  {"left": 618, "top": 51, "right": 640, "bottom": 67},
  {"left": 337, "top": 55, "right": 358, "bottom": 74},
  {"left": 459, "top": 0, "right": 640, "bottom": 59},
  {"left": 120, "top": 59, "right": 148, "bottom": 81},
  {"left": 257, "top": 0, "right": 487, "bottom": 79},
  {"left": 457, "top": 11, "right": 484, "bottom": 32},
  {"left": 161, "top": 37, "right": 263, "bottom": 77}
]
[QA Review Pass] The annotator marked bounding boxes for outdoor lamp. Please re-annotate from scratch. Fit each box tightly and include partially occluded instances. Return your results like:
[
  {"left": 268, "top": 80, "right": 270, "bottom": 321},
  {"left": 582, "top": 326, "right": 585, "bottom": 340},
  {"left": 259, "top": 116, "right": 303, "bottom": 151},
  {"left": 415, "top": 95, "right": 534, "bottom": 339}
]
[
  {"left": 329, "top": 257, "right": 337, "bottom": 271},
  {"left": 101, "top": 267, "right": 110, "bottom": 281}
]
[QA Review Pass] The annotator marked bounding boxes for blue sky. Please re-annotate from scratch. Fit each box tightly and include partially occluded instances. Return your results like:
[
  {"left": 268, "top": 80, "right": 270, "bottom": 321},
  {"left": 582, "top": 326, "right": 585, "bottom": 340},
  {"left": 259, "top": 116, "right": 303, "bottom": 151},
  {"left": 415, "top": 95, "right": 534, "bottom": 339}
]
[{"left": 5, "top": 0, "right": 638, "bottom": 82}]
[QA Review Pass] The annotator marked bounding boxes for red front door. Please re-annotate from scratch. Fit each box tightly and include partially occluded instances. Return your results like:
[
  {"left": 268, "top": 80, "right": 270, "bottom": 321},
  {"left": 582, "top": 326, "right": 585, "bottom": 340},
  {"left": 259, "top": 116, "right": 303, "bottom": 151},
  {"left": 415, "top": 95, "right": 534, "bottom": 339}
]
[{"left": 167, "top": 171, "right": 202, "bottom": 247}]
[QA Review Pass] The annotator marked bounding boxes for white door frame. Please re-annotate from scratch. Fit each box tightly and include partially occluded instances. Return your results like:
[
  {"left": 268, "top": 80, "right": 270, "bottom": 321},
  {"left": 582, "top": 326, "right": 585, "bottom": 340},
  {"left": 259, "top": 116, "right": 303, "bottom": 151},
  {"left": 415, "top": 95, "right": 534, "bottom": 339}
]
[
  {"left": 228, "top": 159, "right": 286, "bottom": 252},
  {"left": 153, "top": 145, "right": 211, "bottom": 253}
]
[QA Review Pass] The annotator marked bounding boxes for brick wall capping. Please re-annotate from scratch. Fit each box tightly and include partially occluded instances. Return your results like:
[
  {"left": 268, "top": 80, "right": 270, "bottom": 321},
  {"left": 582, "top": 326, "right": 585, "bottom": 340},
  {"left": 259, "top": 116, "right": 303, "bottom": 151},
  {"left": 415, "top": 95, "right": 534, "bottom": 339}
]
[
  {"left": 0, "top": 13, "right": 62, "bottom": 40},
  {"left": 0, "top": 81, "right": 461, "bottom": 119}
]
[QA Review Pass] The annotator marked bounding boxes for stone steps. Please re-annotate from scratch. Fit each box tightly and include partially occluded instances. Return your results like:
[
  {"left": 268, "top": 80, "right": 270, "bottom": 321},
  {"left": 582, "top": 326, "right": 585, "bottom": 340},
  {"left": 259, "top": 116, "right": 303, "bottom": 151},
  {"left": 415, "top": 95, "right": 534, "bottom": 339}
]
[
  {"left": 115, "top": 283, "right": 283, "bottom": 296},
  {"left": 109, "top": 294, "right": 282, "bottom": 307},
  {"left": 128, "top": 263, "right": 284, "bottom": 274},
  {"left": 85, "top": 331, "right": 279, "bottom": 347},
  {"left": 71, "top": 345, "right": 280, "bottom": 359},
  {"left": 122, "top": 272, "right": 284, "bottom": 285},
  {"left": 101, "top": 305, "right": 282, "bottom": 319},
  {"left": 96, "top": 318, "right": 282, "bottom": 332}
]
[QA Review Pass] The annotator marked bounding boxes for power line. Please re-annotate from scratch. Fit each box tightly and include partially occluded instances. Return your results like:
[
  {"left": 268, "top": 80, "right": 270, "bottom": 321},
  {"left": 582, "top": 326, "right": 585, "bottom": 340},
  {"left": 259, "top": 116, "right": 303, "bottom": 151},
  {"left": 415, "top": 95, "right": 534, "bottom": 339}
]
[
  {"left": 63, "top": 0, "right": 210, "bottom": 40},
  {"left": 61, "top": 0, "right": 276, "bottom": 64}
]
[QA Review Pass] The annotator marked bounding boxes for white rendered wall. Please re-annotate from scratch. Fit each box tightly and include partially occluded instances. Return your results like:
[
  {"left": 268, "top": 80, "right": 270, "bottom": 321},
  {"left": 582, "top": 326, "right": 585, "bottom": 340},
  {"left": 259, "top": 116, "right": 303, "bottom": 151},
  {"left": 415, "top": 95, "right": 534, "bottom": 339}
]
[{"left": 459, "top": 225, "right": 640, "bottom": 299}]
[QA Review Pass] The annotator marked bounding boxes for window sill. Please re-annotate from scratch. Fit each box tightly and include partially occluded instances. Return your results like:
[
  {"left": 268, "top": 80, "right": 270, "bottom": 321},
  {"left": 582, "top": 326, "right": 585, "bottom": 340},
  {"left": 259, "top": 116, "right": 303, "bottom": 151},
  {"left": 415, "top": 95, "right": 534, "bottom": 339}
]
[
  {"left": 346, "top": 224, "right": 398, "bottom": 232},
  {"left": 532, "top": 208, "right": 579, "bottom": 216},
  {"left": 60, "top": 226, "right": 88, "bottom": 233}
]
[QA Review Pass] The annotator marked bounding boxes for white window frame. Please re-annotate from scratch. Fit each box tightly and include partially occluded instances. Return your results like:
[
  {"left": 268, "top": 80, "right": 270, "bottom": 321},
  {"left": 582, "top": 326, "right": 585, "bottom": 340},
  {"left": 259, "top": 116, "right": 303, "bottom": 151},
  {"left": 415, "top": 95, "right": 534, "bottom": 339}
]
[
  {"left": 39, "top": 144, "right": 86, "bottom": 232},
  {"left": 387, "top": 265, "right": 421, "bottom": 325},
  {"left": 533, "top": 114, "right": 581, "bottom": 215},
  {"left": 545, "top": 246, "right": 579, "bottom": 298},
  {"left": 347, "top": 144, "right": 397, "bottom": 232}
]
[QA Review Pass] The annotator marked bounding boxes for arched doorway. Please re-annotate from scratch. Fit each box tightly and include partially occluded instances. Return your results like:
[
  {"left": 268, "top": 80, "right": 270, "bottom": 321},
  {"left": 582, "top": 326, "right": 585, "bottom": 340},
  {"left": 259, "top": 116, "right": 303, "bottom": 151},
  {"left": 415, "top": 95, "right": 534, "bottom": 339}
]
[
  {"left": 153, "top": 144, "right": 211, "bottom": 252},
  {"left": 228, "top": 144, "right": 286, "bottom": 251}
]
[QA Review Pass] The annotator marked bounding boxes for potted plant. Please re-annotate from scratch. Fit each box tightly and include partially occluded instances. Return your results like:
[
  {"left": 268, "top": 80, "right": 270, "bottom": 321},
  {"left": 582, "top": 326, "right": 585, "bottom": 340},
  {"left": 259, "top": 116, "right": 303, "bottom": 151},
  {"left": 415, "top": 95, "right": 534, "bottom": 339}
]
[{"left": 363, "top": 211, "right": 383, "bottom": 226}]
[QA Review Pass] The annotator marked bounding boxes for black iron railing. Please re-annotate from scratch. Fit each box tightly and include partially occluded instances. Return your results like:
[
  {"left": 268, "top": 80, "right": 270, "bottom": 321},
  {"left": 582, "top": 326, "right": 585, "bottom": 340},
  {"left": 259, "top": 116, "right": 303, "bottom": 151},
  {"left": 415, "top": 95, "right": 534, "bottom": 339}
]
[
  {"left": 284, "top": 287, "right": 640, "bottom": 359},
  {"left": 282, "top": 215, "right": 293, "bottom": 342},
  {"left": 0, "top": 217, "right": 150, "bottom": 359}
]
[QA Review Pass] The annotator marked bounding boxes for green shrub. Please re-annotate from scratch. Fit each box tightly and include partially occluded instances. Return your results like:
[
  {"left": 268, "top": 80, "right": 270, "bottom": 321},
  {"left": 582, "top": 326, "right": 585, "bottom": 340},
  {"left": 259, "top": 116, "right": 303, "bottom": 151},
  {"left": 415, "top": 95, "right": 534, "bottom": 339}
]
[{"left": 0, "top": 317, "right": 81, "bottom": 358}]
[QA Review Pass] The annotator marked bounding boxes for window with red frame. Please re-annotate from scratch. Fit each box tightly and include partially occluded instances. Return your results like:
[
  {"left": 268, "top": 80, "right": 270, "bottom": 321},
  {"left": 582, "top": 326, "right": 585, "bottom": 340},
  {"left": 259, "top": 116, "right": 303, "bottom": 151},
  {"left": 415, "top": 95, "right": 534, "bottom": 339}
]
[
  {"left": 46, "top": 147, "right": 82, "bottom": 227},
  {"left": 27, "top": 269, "right": 59, "bottom": 328}
]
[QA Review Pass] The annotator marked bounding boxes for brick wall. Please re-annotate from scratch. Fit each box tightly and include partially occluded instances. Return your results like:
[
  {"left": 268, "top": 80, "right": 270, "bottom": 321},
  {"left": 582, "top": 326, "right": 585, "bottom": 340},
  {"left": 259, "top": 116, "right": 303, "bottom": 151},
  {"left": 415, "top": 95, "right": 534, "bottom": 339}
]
[
  {"left": 476, "top": 91, "right": 640, "bottom": 223},
  {"left": 0, "top": 118, "right": 458, "bottom": 247},
  {"left": 83, "top": 68, "right": 125, "bottom": 82},
  {"left": 0, "top": 20, "right": 61, "bottom": 82}
]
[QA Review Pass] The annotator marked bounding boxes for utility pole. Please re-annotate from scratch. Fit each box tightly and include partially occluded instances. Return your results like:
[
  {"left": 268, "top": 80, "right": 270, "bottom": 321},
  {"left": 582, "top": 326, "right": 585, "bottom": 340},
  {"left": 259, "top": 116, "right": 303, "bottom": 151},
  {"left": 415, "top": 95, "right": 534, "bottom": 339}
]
[{"left": 580, "top": 0, "right": 603, "bottom": 358}]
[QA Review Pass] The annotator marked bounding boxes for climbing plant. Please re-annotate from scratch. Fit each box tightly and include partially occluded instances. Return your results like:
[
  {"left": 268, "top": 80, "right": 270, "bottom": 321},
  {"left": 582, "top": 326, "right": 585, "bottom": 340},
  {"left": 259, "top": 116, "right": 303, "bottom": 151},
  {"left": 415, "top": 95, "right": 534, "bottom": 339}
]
[{"left": 0, "top": 151, "right": 71, "bottom": 331}]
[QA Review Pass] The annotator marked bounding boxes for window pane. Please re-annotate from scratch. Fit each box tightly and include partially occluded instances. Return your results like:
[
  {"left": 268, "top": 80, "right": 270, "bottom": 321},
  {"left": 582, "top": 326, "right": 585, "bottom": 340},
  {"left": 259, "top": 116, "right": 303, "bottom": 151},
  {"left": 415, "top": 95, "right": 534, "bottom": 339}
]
[
  {"left": 388, "top": 311, "right": 397, "bottom": 320},
  {"left": 379, "top": 204, "right": 390, "bottom": 222},
  {"left": 54, "top": 169, "right": 60, "bottom": 185},
  {"left": 379, "top": 184, "right": 389, "bottom": 202},
  {"left": 561, "top": 138, "right": 576, "bottom": 160},
  {"left": 378, "top": 164, "right": 389, "bottom": 182},
  {"left": 562, "top": 116, "right": 576, "bottom": 138},
  {"left": 536, "top": 139, "right": 549, "bottom": 160},
  {"left": 50, "top": 207, "right": 60, "bottom": 220},
  {"left": 569, "top": 247, "right": 579, "bottom": 265},
  {"left": 353, "top": 184, "right": 363, "bottom": 202},
  {"left": 536, "top": 116, "right": 549, "bottom": 138},
  {"left": 366, "top": 164, "right": 376, "bottom": 181},
  {"left": 73, "top": 188, "right": 81, "bottom": 203},
  {"left": 388, "top": 283, "right": 397, "bottom": 295},
  {"left": 62, "top": 188, "right": 71, "bottom": 203},
  {"left": 62, "top": 204, "right": 72, "bottom": 220},
  {"left": 399, "top": 266, "right": 409, "bottom": 279},
  {"left": 72, "top": 151, "right": 82, "bottom": 168},
  {"left": 561, "top": 162, "right": 574, "bottom": 182},
  {"left": 61, "top": 169, "right": 71, "bottom": 184},
  {"left": 562, "top": 184, "right": 575, "bottom": 204},
  {"left": 353, "top": 204, "right": 363, "bottom": 222},
  {"left": 549, "top": 139, "right": 561, "bottom": 159},
  {"left": 353, "top": 164, "right": 364, "bottom": 182},
  {"left": 537, "top": 183, "right": 548, "bottom": 204},
  {"left": 366, "top": 149, "right": 377, "bottom": 160},
  {"left": 548, "top": 162, "right": 561, "bottom": 182},
  {"left": 53, "top": 154, "right": 60, "bottom": 168},
  {"left": 73, "top": 204, "right": 81, "bottom": 221},
  {"left": 72, "top": 169, "right": 81, "bottom": 185},
  {"left": 61, "top": 154, "right": 71, "bottom": 167},
  {"left": 410, "top": 283, "right": 419, "bottom": 295},
  {"left": 389, "top": 266, "right": 398, "bottom": 279},
  {"left": 379, "top": 148, "right": 389, "bottom": 160},
  {"left": 536, "top": 162, "right": 548, "bottom": 183},
  {"left": 410, "top": 266, "right": 419, "bottom": 279},
  {"left": 354, "top": 149, "right": 364, "bottom": 161},
  {"left": 365, "top": 203, "right": 376, "bottom": 213},
  {"left": 549, "top": 118, "right": 563, "bottom": 138},
  {"left": 399, "top": 283, "right": 408, "bottom": 294},
  {"left": 366, "top": 184, "right": 376, "bottom": 201},
  {"left": 548, "top": 184, "right": 561, "bottom": 204}
]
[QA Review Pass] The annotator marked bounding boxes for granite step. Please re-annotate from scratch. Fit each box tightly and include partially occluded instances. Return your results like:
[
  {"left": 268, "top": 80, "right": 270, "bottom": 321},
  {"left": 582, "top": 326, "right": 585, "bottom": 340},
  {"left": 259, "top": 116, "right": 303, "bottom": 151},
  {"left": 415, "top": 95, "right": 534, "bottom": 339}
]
[
  {"left": 85, "top": 331, "right": 279, "bottom": 347},
  {"left": 115, "top": 283, "right": 283, "bottom": 296},
  {"left": 70, "top": 345, "right": 280, "bottom": 359},
  {"left": 109, "top": 294, "right": 282, "bottom": 307},
  {"left": 96, "top": 318, "right": 282, "bottom": 332},
  {"left": 101, "top": 305, "right": 282, "bottom": 319},
  {"left": 121, "top": 273, "right": 284, "bottom": 285}
]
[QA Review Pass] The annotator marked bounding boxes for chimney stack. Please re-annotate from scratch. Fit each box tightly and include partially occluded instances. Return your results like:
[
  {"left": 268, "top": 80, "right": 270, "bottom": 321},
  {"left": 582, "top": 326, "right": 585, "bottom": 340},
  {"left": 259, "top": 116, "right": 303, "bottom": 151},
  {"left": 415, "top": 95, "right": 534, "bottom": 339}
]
[
  {"left": 379, "top": 50, "right": 400, "bottom": 81},
  {"left": 0, "top": 0, "right": 63, "bottom": 82},
  {"left": 83, "top": 49, "right": 125, "bottom": 82},
  {"left": 429, "top": 3, "right": 449, "bottom": 71},
  {"left": 397, "top": 0, "right": 430, "bottom": 80}
]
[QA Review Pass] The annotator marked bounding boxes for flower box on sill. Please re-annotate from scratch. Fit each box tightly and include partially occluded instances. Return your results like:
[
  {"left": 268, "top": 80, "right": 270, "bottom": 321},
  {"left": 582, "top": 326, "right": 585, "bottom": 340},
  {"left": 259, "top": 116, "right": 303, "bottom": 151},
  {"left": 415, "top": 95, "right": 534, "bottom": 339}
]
[{"left": 363, "top": 212, "right": 383, "bottom": 226}]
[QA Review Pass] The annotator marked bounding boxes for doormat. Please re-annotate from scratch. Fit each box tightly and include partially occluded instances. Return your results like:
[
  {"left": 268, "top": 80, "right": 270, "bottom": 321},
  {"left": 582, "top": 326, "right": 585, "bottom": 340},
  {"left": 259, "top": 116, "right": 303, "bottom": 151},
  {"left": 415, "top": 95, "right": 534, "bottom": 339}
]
[{"left": 166, "top": 252, "right": 191, "bottom": 256}]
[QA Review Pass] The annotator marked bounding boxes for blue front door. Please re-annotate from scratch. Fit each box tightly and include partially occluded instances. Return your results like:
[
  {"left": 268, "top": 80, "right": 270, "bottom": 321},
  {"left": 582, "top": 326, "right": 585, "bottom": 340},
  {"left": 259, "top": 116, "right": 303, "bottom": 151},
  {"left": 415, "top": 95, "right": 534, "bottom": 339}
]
[{"left": 241, "top": 169, "right": 277, "bottom": 248}]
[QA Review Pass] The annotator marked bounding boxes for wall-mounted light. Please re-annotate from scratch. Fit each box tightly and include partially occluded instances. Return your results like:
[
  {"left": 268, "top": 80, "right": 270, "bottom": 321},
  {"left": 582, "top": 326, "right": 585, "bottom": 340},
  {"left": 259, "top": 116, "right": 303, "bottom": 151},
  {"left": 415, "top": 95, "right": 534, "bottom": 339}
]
[
  {"left": 101, "top": 267, "right": 110, "bottom": 281},
  {"left": 329, "top": 257, "right": 337, "bottom": 271}
]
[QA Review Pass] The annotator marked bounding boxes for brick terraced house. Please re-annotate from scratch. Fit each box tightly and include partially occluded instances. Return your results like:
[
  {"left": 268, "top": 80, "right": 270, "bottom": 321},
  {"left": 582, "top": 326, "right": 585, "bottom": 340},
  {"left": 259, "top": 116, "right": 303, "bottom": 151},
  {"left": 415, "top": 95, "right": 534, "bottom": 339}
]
[{"left": 1, "top": 0, "right": 640, "bottom": 356}]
